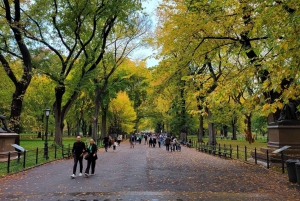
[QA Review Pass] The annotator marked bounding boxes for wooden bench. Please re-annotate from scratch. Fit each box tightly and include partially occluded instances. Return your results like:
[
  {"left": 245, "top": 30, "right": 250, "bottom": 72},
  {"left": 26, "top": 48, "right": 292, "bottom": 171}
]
[
  {"left": 216, "top": 146, "right": 232, "bottom": 158},
  {"left": 198, "top": 144, "right": 232, "bottom": 158}
]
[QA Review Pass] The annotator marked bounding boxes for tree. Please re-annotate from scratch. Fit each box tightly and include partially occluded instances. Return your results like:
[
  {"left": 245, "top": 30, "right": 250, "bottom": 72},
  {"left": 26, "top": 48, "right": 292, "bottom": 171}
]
[
  {"left": 0, "top": 0, "right": 33, "bottom": 139},
  {"left": 90, "top": 15, "right": 151, "bottom": 140},
  {"left": 109, "top": 91, "right": 136, "bottom": 134},
  {"left": 22, "top": 0, "right": 142, "bottom": 145}
]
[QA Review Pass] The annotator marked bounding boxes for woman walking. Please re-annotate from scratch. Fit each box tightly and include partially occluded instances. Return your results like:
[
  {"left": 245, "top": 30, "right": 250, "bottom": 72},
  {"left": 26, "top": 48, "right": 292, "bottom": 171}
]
[{"left": 84, "top": 139, "right": 98, "bottom": 177}]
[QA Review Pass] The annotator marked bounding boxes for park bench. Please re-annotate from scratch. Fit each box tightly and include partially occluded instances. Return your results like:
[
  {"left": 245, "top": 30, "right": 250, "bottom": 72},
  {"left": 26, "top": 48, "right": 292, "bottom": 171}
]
[
  {"left": 203, "top": 144, "right": 216, "bottom": 154},
  {"left": 62, "top": 145, "right": 72, "bottom": 158},
  {"left": 198, "top": 143, "right": 232, "bottom": 158},
  {"left": 216, "top": 146, "right": 233, "bottom": 158}
]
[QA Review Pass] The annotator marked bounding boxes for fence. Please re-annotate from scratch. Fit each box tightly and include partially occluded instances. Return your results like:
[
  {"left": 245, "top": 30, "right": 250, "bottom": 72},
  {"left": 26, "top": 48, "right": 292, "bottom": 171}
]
[
  {"left": 191, "top": 141, "right": 296, "bottom": 174},
  {"left": 0, "top": 145, "right": 71, "bottom": 177},
  {"left": 0, "top": 140, "right": 103, "bottom": 177}
]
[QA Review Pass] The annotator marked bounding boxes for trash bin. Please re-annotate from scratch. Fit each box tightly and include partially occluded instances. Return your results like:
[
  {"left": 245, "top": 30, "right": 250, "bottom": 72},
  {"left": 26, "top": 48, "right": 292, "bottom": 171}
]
[
  {"left": 286, "top": 159, "right": 298, "bottom": 183},
  {"left": 295, "top": 162, "right": 300, "bottom": 185}
]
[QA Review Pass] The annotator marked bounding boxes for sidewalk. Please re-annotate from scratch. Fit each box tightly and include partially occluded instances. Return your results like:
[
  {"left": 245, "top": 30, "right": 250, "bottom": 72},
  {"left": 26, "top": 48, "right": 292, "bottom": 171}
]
[{"left": 0, "top": 140, "right": 299, "bottom": 200}]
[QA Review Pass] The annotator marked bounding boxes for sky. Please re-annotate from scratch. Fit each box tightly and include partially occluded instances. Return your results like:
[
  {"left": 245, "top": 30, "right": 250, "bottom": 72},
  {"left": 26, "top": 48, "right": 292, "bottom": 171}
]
[{"left": 132, "top": 0, "right": 161, "bottom": 67}]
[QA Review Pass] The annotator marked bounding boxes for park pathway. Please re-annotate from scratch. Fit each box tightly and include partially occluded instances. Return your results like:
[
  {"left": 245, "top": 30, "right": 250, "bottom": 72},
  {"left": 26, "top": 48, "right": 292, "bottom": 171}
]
[{"left": 0, "top": 140, "right": 299, "bottom": 201}]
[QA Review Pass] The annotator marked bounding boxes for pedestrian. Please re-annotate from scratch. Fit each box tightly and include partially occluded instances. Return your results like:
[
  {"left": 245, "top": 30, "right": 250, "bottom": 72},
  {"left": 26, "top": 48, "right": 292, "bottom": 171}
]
[
  {"left": 159, "top": 134, "right": 164, "bottom": 148},
  {"left": 165, "top": 136, "right": 171, "bottom": 151},
  {"left": 144, "top": 134, "right": 148, "bottom": 145},
  {"left": 172, "top": 137, "right": 178, "bottom": 151},
  {"left": 153, "top": 137, "right": 156, "bottom": 148},
  {"left": 84, "top": 139, "right": 98, "bottom": 177},
  {"left": 108, "top": 135, "right": 112, "bottom": 148},
  {"left": 117, "top": 135, "right": 122, "bottom": 146},
  {"left": 149, "top": 137, "right": 153, "bottom": 147},
  {"left": 71, "top": 136, "right": 86, "bottom": 179},
  {"left": 103, "top": 136, "right": 109, "bottom": 152},
  {"left": 113, "top": 141, "right": 117, "bottom": 151},
  {"left": 130, "top": 135, "right": 135, "bottom": 148},
  {"left": 111, "top": 137, "right": 115, "bottom": 149}
]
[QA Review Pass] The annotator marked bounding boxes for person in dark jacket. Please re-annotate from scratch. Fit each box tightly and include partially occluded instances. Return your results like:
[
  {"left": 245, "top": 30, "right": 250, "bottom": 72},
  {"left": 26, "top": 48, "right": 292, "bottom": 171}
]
[
  {"left": 84, "top": 139, "right": 98, "bottom": 177},
  {"left": 149, "top": 137, "right": 153, "bottom": 147},
  {"left": 103, "top": 136, "right": 109, "bottom": 152},
  {"left": 165, "top": 136, "right": 171, "bottom": 151},
  {"left": 71, "top": 136, "right": 86, "bottom": 178}
]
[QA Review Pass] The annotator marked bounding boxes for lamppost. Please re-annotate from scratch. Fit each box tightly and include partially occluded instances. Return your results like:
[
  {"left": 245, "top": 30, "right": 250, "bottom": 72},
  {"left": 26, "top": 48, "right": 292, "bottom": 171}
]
[{"left": 44, "top": 109, "right": 50, "bottom": 159}]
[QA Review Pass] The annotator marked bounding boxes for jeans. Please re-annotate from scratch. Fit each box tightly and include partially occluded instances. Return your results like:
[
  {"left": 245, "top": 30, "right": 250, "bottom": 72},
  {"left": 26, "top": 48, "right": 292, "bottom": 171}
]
[
  {"left": 73, "top": 155, "right": 83, "bottom": 174},
  {"left": 166, "top": 144, "right": 170, "bottom": 151},
  {"left": 85, "top": 159, "right": 96, "bottom": 174}
]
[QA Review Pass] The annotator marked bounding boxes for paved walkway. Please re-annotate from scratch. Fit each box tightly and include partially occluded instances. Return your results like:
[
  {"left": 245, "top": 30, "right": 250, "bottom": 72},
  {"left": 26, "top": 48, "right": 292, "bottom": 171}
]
[{"left": 0, "top": 141, "right": 299, "bottom": 201}]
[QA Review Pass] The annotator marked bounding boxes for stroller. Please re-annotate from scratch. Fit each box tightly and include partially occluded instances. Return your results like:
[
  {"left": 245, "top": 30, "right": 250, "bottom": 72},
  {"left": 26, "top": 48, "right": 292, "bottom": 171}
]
[
  {"left": 171, "top": 141, "right": 181, "bottom": 152},
  {"left": 177, "top": 143, "right": 181, "bottom": 151}
]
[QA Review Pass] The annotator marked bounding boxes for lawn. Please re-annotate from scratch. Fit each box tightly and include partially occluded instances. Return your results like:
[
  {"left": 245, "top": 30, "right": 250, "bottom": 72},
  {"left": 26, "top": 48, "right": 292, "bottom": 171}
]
[{"left": 0, "top": 135, "right": 85, "bottom": 177}]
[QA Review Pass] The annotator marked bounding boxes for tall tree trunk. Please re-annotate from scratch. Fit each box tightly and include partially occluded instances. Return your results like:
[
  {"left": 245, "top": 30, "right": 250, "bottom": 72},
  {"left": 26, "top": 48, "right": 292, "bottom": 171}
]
[
  {"left": 92, "top": 86, "right": 101, "bottom": 140},
  {"left": 76, "top": 118, "right": 81, "bottom": 136},
  {"left": 88, "top": 124, "right": 92, "bottom": 137},
  {"left": 198, "top": 114, "right": 204, "bottom": 142},
  {"left": 223, "top": 125, "right": 228, "bottom": 138},
  {"left": 101, "top": 106, "right": 108, "bottom": 138},
  {"left": 53, "top": 85, "right": 78, "bottom": 145},
  {"left": 53, "top": 86, "right": 65, "bottom": 146},
  {"left": 245, "top": 114, "right": 254, "bottom": 143},
  {"left": 232, "top": 117, "right": 237, "bottom": 140},
  {"left": 82, "top": 120, "right": 87, "bottom": 136},
  {"left": 206, "top": 108, "right": 216, "bottom": 145},
  {"left": 67, "top": 122, "right": 71, "bottom": 136},
  {"left": 1, "top": 0, "right": 33, "bottom": 144}
]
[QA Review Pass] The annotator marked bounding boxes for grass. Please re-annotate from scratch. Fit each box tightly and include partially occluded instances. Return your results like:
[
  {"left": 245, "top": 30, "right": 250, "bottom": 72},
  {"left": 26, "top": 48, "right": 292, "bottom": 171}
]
[
  {"left": 188, "top": 135, "right": 268, "bottom": 149},
  {"left": 0, "top": 134, "right": 105, "bottom": 177},
  {"left": 0, "top": 135, "right": 76, "bottom": 177}
]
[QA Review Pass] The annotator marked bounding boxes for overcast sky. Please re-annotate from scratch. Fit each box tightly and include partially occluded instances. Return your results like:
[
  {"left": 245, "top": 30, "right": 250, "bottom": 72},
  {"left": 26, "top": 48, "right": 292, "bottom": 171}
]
[{"left": 133, "top": 0, "right": 160, "bottom": 67}]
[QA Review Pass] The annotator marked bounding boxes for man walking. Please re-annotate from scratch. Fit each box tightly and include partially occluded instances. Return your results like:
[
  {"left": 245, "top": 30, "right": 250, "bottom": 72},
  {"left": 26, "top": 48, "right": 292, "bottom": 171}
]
[
  {"left": 103, "top": 136, "right": 109, "bottom": 152},
  {"left": 71, "top": 136, "right": 86, "bottom": 178},
  {"left": 165, "top": 136, "right": 171, "bottom": 151}
]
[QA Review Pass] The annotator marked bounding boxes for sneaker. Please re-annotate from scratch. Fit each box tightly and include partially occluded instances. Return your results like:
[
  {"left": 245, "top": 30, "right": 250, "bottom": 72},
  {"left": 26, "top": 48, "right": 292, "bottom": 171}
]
[
  {"left": 71, "top": 174, "right": 75, "bottom": 178},
  {"left": 79, "top": 173, "right": 82, "bottom": 176},
  {"left": 85, "top": 173, "right": 89, "bottom": 177}
]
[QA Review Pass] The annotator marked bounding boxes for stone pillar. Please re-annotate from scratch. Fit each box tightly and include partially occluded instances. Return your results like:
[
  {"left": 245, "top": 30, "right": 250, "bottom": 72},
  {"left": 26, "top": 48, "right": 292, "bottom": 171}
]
[
  {"left": 268, "top": 125, "right": 300, "bottom": 149},
  {"left": 0, "top": 133, "right": 19, "bottom": 152}
]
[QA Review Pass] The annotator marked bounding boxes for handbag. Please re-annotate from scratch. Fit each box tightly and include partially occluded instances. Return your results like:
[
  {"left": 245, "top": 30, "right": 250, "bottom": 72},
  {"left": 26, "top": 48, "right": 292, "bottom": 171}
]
[{"left": 84, "top": 154, "right": 89, "bottom": 160}]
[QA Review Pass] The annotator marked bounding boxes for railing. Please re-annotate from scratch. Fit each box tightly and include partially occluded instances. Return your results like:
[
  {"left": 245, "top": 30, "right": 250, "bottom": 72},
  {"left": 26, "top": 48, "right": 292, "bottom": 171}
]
[
  {"left": 191, "top": 141, "right": 296, "bottom": 174},
  {"left": 0, "top": 145, "right": 71, "bottom": 177},
  {"left": 0, "top": 139, "right": 104, "bottom": 177}
]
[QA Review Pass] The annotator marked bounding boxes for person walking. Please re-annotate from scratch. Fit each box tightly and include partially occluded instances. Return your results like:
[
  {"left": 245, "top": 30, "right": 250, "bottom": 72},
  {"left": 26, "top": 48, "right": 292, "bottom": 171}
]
[
  {"left": 153, "top": 137, "right": 157, "bottom": 148},
  {"left": 71, "top": 136, "right": 86, "bottom": 179},
  {"left": 149, "top": 137, "right": 153, "bottom": 147},
  {"left": 165, "top": 136, "right": 171, "bottom": 151},
  {"left": 103, "top": 136, "right": 109, "bottom": 152},
  {"left": 117, "top": 135, "right": 122, "bottom": 146},
  {"left": 84, "top": 139, "right": 98, "bottom": 177},
  {"left": 130, "top": 135, "right": 135, "bottom": 148}
]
